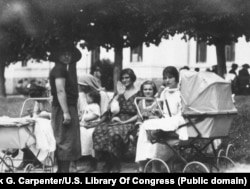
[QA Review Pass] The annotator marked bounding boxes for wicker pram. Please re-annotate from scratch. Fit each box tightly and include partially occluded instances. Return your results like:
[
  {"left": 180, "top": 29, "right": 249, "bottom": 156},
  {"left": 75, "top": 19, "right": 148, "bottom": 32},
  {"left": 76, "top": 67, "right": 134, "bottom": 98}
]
[{"left": 0, "top": 98, "right": 54, "bottom": 173}]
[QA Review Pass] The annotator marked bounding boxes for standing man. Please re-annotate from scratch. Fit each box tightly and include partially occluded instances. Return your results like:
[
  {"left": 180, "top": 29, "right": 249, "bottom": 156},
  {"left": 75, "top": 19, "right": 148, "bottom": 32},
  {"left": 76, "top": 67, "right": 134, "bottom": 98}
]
[
  {"left": 49, "top": 42, "right": 82, "bottom": 173},
  {"left": 238, "top": 64, "right": 250, "bottom": 95},
  {"left": 229, "top": 63, "right": 238, "bottom": 76}
]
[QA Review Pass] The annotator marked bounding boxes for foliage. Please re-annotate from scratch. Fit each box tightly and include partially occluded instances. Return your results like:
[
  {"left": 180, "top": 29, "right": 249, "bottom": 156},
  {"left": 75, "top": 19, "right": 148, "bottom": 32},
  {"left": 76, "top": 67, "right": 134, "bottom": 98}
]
[
  {"left": 1, "top": 0, "right": 250, "bottom": 95},
  {"left": 98, "top": 59, "right": 114, "bottom": 91},
  {"left": 159, "top": 0, "right": 250, "bottom": 76}
]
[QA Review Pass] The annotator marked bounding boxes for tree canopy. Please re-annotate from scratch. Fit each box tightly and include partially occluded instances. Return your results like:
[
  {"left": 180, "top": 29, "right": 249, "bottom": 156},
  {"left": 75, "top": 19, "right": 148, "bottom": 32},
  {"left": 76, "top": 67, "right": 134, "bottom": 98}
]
[
  {"left": 1, "top": 0, "right": 250, "bottom": 96},
  {"left": 159, "top": 0, "right": 250, "bottom": 76}
]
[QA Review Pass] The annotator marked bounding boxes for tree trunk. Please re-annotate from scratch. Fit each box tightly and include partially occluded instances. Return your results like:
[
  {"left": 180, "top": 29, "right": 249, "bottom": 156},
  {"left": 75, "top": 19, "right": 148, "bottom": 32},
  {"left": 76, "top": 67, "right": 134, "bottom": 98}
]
[
  {"left": 0, "top": 61, "right": 6, "bottom": 97},
  {"left": 91, "top": 47, "right": 100, "bottom": 66},
  {"left": 215, "top": 42, "right": 226, "bottom": 78},
  {"left": 114, "top": 46, "right": 123, "bottom": 92}
]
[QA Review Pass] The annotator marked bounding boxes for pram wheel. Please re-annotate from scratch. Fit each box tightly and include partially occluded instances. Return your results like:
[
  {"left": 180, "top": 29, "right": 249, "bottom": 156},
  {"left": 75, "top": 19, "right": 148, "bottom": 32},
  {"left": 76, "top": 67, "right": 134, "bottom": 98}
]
[
  {"left": 216, "top": 156, "right": 235, "bottom": 172},
  {"left": 217, "top": 149, "right": 225, "bottom": 158},
  {"left": 0, "top": 156, "right": 14, "bottom": 173},
  {"left": 24, "top": 163, "right": 35, "bottom": 173},
  {"left": 43, "top": 155, "right": 54, "bottom": 173},
  {"left": 225, "top": 144, "right": 235, "bottom": 159},
  {"left": 144, "top": 158, "right": 170, "bottom": 173},
  {"left": 183, "top": 161, "right": 210, "bottom": 173}
]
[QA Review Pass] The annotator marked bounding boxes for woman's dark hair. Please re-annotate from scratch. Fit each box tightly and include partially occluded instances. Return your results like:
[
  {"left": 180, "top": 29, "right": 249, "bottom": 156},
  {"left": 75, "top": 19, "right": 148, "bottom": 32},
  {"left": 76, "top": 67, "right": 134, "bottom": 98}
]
[
  {"left": 119, "top": 68, "right": 137, "bottom": 83},
  {"left": 163, "top": 66, "right": 179, "bottom": 83},
  {"left": 90, "top": 64, "right": 102, "bottom": 75},
  {"left": 87, "top": 90, "right": 101, "bottom": 105},
  {"left": 140, "top": 80, "right": 157, "bottom": 96},
  {"left": 231, "top": 63, "right": 238, "bottom": 69},
  {"left": 29, "top": 84, "right": 47, "bottom": 98}
]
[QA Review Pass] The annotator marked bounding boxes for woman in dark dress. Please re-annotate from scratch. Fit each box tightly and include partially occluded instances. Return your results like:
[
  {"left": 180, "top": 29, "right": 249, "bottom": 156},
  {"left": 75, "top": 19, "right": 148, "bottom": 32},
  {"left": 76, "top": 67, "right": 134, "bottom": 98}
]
[
  {"left": 49, "top": 42, "right": 82, "bottom": 173},
  {"left": 92, "top": 68, "right": 140, "bottom": 172}
]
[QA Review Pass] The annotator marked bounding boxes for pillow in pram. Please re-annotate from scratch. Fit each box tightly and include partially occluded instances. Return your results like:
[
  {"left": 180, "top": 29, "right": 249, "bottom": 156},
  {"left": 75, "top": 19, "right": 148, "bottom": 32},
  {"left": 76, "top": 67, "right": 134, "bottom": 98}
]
[{"left": 146, "top": 129, "right": 179, "bottom": 144}]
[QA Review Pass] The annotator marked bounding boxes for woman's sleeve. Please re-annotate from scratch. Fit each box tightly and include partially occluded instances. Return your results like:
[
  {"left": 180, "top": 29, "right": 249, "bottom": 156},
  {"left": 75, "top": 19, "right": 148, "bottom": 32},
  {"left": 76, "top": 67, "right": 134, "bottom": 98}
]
[
  {"left": 110, "top": 95, "right": 120, "bottom": 115},
  {"left": 53, "top": 66, "right": 67, "bottom": 78},
  {"left": 89, "top": 104, "right": 101, "bottom": 117},
  {"left": 100, "top": 91, "right": 110, "bottom": 115}
]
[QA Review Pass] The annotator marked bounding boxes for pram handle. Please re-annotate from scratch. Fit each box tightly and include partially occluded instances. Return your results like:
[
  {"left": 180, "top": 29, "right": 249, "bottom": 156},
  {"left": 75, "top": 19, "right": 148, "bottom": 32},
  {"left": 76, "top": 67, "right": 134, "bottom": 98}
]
[
  {"left": 19, "top": 97, "right": 52, "bottom": 118},
  {"left": 183, "top": 111, "right": 238, "bottom": 117},
  {"left": 134, "top": 97, "right": 164, "bottom": 121}
]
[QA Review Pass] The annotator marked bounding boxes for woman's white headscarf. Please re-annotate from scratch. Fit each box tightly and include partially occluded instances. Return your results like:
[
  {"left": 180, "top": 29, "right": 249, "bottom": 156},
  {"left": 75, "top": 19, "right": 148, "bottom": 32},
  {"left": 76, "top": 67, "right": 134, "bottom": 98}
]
[
  {"left": 78, "top": 74, "right": 103, "bottom": 91},
  {"left": 78, "top": 74, "right": 109, "bottom": 115}
]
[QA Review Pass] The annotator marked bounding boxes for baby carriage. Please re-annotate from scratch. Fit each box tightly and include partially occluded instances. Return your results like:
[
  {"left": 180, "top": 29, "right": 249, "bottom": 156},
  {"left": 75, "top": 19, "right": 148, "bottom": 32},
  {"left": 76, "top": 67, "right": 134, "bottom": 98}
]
[
  {"left": 180, "top": 71, "right": 237, "bottom": 172},
  {"left": 136, "top": 71, "right": 237, "bottom": 173},
  {"left": 0, "top": 97, "right": 55, "bottom": 173}
]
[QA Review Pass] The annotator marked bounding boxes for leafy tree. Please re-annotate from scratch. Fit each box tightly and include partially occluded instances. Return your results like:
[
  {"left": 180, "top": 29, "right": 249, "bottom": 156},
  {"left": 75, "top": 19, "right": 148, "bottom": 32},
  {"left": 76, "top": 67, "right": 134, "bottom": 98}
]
[
  {"left": 0, "top": 0, "right": 96, "bottom": 97},
  {"left": 163, "top": 0, "right": 250, "bottom": 77},
  {"left": 76, "top": 0, "right": 176, "bottom": 89},
  {"left": 0, "top": 0, "right": 174, "bottom": 96}
]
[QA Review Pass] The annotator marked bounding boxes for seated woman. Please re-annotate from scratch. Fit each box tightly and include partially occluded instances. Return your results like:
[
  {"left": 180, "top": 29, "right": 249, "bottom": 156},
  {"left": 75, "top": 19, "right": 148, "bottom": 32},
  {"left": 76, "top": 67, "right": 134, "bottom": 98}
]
[
  {"left": 135, "top": 66, "right": 187, "bottom": 172},
  {"left": 92, "top": 68, "right": 141, "bottom": 173}
]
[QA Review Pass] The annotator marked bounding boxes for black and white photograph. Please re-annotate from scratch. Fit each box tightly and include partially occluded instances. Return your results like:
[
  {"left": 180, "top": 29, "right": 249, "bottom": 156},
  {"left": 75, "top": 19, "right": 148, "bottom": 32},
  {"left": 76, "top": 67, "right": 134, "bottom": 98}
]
[{"left": 0, "top": 0, "right": 250, "bottom": 175}]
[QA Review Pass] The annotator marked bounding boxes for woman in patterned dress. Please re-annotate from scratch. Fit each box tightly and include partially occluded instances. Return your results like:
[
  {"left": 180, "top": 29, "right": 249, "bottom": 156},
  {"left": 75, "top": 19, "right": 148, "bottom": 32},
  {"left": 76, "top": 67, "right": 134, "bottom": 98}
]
[{"left": 92, "top": 68, "right": 140, "bottom": 172}]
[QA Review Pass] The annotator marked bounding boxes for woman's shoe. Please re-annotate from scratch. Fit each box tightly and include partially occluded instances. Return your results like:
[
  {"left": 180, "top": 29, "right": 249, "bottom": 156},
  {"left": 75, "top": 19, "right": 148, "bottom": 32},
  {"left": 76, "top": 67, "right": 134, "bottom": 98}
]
[
  {"left": 102, "top": 162, "right": 112, "bottom": 173},
  {"left": 110, "top": 161, "right": 121, "bottom": 173}
]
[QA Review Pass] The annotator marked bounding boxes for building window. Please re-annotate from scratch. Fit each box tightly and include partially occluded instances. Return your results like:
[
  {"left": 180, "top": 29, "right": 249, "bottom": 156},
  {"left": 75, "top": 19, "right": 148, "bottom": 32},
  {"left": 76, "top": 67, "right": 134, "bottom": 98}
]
[
  {"left": 225, "top": 43, "right": 235, "bottom": 62},
  {"left": 130, "top": 44, "right": 143, "bottom": 62},
  {"left": 196, "top": 41, "right": 207, "bottom": 63},
  {"left": 22, "top": 60, "right": 28, "bottom": 67}
]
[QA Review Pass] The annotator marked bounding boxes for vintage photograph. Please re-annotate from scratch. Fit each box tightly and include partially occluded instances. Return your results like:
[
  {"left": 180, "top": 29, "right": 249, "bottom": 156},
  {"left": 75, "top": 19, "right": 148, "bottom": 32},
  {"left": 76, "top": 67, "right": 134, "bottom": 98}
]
[{"left": 0, "top": 0, "right": 250, "bottom": 173}]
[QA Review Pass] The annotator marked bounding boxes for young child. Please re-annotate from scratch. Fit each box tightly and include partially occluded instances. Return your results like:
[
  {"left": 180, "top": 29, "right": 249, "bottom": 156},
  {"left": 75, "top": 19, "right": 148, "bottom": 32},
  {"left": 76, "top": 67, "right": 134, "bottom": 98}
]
[
  {"left": 136, "top": 81, "right": 163, "bottom": 141},
  {"left": 80, "top": 90, "right": 101, "bottom": 127},
  {"left": 135, "top": 80, "right": 163, "bottom": 172},
  {"left": 79, "top": 90, "right": 101, "bottom": 172}
]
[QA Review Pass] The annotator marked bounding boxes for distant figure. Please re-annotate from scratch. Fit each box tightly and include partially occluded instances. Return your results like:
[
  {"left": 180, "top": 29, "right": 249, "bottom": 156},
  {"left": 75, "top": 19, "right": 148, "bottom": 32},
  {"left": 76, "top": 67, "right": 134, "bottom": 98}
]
[
  {"left": 206, "top": 68, "right": 211, "bottom": 72},
  {"left": 229, "top": 63, "right": 238, "bottom": 76},
  {"left": 238, "top": 64, "right": 250, "bottom": 95},
  {"left": 90, "top": 64, "right": 102, "bottom": 86},
  {"left": 194, "top": 67, "right": 200, "bottom": 72},
  {"left": 179, "top": 66, "right": 190, "bottom": 71},
  {"left": 16, "top": 79, "right": 24, "bottom": 94},
  {"left": 211, "top": 65, "right": 218, "bottom": 74},
  {"left": 228, "top": 63, "right": 239, "bottom": 95}
]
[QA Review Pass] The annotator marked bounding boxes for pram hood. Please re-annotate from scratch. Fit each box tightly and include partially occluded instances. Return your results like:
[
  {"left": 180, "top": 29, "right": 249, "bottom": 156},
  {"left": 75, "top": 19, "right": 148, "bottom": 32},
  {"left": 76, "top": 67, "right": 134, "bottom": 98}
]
[{"left": 180, "top": 71, "right": 237, "bottom": 115}]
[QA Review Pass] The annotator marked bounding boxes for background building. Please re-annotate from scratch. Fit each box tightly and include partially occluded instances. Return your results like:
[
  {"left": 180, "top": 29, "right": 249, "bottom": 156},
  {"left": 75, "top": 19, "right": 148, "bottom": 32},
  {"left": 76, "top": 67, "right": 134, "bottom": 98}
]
[{"left": 5, "top": 34, "right": 250, "bottom": 94}]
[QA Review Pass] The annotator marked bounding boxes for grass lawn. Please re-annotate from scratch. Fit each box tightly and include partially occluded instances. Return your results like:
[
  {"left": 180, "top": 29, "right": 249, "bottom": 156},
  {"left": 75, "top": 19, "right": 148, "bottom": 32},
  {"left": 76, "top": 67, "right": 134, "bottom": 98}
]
[
  {"left": 227, "top": 95, "right": 250, "bottom": 162},
  {"left": 1, "top": 95, "right": 250, "bottom": 164},
  {"left": 0, "top": 96, "right": 35, "bottom": 117}
]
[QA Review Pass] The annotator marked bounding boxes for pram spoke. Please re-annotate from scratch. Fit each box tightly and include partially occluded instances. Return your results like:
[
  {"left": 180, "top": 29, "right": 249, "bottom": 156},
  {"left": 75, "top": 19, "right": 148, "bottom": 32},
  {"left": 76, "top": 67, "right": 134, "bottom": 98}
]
[
  {"left": 225, "top": 144, "right": 235, "bottom": 159},
  {"left": 42, "top": 155, "right": 54, "bottom": 173},
  {"left": 217, "top": 149, "right": 225, "bottom": 158},
  {"left": 144, "top": 158, "right": 171, "bottom": 173},
  {"left": 24, "top": 163, "right": 35, "bottom": 173},
  {"left": 182, "top": 161, "right": 210, "bottom": 173},
  {"left": 0, "top": 156, "right": 14, "bottom": 173},
  {"left": 216, "top": 156, "right": 235, "bottom": 172}
]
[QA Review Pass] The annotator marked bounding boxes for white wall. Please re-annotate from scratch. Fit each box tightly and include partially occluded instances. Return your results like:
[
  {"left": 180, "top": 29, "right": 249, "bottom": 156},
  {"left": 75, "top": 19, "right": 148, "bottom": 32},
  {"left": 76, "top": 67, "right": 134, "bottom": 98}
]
[
  {"left": 5, "top": 35, "right": 250, "bottom": 94},
  {"left": 235, "top": 37, "right": 250, "bottom": 66}
]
